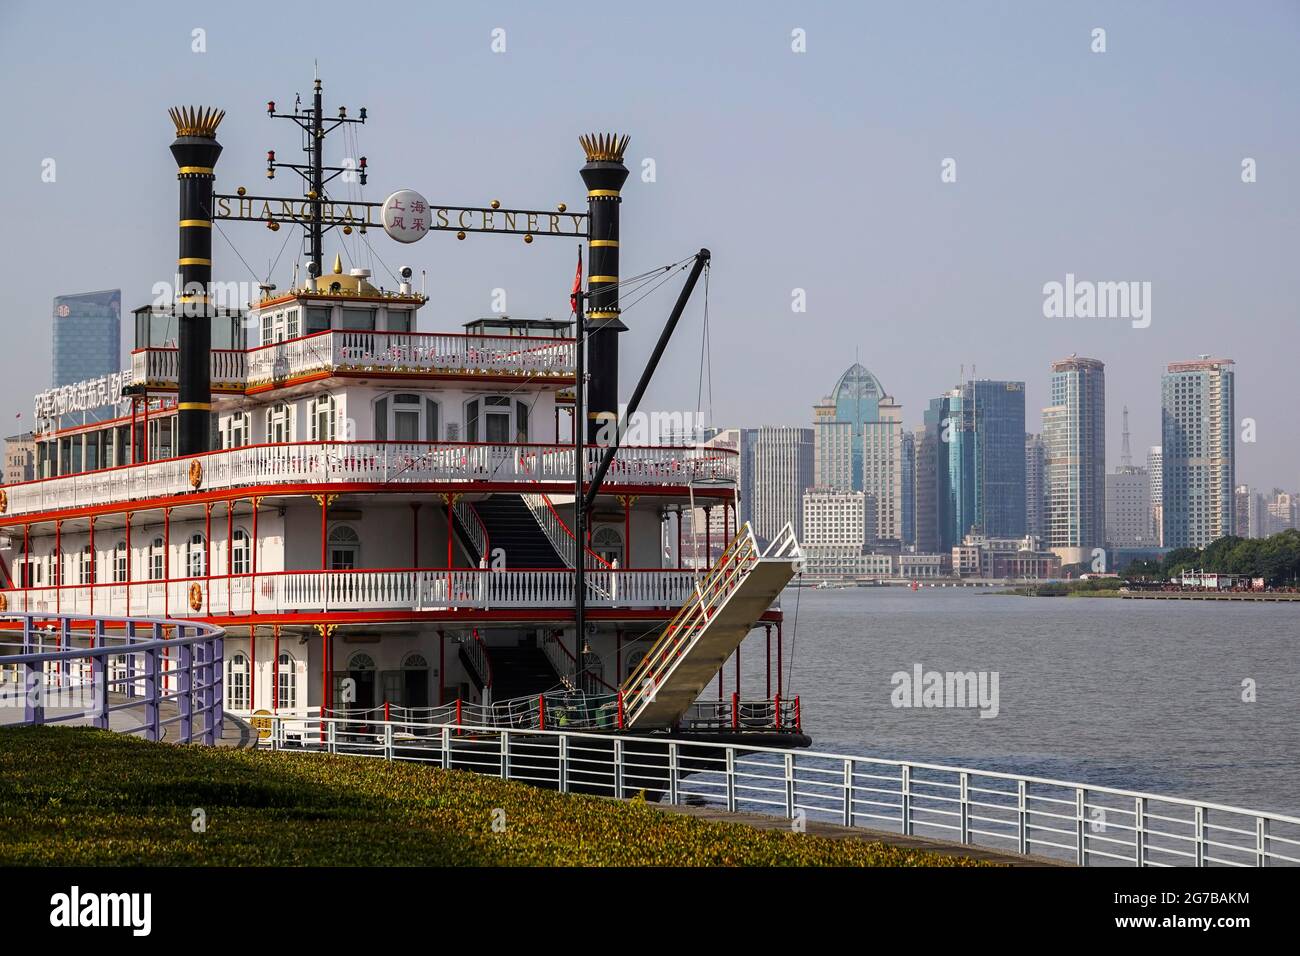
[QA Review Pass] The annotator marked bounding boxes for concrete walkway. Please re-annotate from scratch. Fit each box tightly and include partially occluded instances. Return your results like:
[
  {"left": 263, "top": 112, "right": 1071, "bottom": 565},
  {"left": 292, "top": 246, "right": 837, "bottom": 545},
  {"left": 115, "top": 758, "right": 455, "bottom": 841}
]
[
  {"left": 0, "top": 693, "right": 255, "bottom": 748},
  {"left": 651, "top": 801, "right": 1066, "bottom": 866}
]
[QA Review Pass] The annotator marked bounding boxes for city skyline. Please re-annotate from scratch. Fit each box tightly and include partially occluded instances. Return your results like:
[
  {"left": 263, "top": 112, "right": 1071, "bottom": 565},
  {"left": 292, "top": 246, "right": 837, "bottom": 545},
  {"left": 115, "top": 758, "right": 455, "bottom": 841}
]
[{"left": 0, "top": 2, "right": 1296, "bottom": 492}]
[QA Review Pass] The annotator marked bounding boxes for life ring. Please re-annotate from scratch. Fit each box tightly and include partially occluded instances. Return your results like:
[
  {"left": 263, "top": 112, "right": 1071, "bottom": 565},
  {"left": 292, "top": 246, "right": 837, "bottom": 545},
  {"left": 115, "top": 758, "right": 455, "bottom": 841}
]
[
  {"left": 0, "top": 488, "right": 7, "bottom": 513},
  {"left": 188, "top": 459, "right": 203, "bottom": 489},
  {"left": 188, "top": 582, "right": 203, "bottom": 611},
  {"left": 0, "top": 592, "right": 7, "bottom": 611}
]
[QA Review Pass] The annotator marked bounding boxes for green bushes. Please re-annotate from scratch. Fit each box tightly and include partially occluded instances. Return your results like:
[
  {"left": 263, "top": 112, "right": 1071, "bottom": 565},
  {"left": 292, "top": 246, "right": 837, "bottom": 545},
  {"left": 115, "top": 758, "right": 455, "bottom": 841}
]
[{"left": 0, "top": 728, "right": 990, "bottom": 867}]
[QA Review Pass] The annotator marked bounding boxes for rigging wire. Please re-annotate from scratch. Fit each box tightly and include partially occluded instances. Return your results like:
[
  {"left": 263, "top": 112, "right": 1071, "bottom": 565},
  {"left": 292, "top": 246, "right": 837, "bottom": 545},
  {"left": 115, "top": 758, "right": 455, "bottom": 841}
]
[{"left": 784, "top": 571, "right": 803, "bottom": 698}]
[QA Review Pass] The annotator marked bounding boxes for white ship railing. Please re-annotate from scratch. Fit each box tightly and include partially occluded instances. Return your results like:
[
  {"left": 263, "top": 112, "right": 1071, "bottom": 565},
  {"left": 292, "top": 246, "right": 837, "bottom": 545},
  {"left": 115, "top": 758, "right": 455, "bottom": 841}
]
[
  {"left": 131, "top": 329, "right": 576, "bottom": 391},
  {"left": 10, "top": 567, "right": 706, "bottom": 617},
  {"left": 267, "top": 713, "right": 1300, "bottom": 868},
  {"left": 1, "top": 441, "right": 737, "bottom": 516}
]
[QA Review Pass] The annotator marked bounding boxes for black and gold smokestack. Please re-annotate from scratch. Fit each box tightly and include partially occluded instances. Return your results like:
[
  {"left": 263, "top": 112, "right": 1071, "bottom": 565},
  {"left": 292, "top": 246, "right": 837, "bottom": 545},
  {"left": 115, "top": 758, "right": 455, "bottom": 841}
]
[
  {"left": 579, "top": 133, "right": 630, "bottom": 443},
  {"left": 168, "top": 105, "right": 225, "bottom": 456}
]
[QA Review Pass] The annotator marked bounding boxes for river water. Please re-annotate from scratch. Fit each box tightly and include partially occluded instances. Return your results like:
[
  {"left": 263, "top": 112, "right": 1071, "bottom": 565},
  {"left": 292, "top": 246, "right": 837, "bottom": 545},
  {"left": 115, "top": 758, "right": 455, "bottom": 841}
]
[{"left": 732, "top": 588, "right": 1300, "bottom": 816}]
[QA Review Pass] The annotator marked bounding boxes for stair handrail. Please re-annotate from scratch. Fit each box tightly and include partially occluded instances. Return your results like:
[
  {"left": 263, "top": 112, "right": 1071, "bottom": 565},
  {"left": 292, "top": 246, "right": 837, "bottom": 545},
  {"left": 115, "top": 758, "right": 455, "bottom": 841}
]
[
  {"left": 514, "top": 450, "right": 613, "bottom": 571},
  {"left": 543, "top": 630, "right": 619, "bottom": 693},
  {"left": 452, "top": 499, "right": 490, "bottom": 564},
  {"left": 620, "top": 523, "right": 760, "bottom": 720},
  {"left": 459, "top": 630, "right": 493, "bottom": 702}
]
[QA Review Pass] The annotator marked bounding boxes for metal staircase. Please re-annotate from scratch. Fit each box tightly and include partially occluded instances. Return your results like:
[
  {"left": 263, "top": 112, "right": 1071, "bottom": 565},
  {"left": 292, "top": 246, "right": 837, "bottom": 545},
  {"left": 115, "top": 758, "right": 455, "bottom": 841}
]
[{"left": 620, "top": 522, "right": 803, "bottom": 730}]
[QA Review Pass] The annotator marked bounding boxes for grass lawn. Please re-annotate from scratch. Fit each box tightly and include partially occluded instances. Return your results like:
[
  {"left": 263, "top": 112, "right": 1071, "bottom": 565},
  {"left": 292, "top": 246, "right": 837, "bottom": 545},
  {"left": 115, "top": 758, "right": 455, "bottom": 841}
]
[{"left": 0, "top": 727, "right": 992, "bottom": 867}]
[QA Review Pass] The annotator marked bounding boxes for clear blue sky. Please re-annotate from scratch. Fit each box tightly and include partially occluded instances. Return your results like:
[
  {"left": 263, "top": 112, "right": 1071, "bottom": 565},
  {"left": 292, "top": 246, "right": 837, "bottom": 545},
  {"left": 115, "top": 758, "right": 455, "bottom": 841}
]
[{"left": 1, "top": 1, "right": 1297, "bottom": 487}]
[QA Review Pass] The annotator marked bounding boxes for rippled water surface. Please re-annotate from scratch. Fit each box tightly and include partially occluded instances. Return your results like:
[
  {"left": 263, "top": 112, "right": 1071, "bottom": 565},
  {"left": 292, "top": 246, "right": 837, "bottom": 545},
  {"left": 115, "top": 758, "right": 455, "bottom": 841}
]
[{"left": 731, "top": 588, "right": 1300, "bottom": 815}]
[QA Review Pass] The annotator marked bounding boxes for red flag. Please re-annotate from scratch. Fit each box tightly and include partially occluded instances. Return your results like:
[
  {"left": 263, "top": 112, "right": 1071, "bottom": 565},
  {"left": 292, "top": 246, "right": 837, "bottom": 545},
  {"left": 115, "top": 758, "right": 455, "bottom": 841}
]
[{"left": 570, "top": 247, "right": 583, "bottom": 313}]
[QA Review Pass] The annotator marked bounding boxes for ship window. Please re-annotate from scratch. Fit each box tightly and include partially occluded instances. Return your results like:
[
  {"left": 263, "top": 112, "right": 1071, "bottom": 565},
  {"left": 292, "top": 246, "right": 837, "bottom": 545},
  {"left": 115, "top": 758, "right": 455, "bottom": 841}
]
[
  {"left": 310, "top": 396, "right": 336, "bottom": 442},
  {"left": 373, "top": 397, "right": 388, "bottom": 441},
  {"left": 591, "top": 526, "right": 624, "bottom": 566},
  {"left": 266, "top": 403, "right": 292, "bottom": 443},
  {"left": 113, "top": 541, "right": 128, "bottom": 583},
  {"left": 305, "top": 307, "right": 331, "bottom": 335},
  {"left": 150, "top": 537, "right": 164, "bottom": 580},
  {"left": 342, "top": 309, "right": 376, "bottom": 332},
  {"left": 78, "top": 546, "right": 93, "bottom": 585},
  {"left": 465, "top": 399, "right": 479, "bottom": 443},
  {"left": 285, "top": 308, "right": 300, "bottom": 340},
  {"left": 277, "top": 652, "right": 298, "bottom": 711},
  {"left": 394, "top": 394, "right": 420, "bottom": 443},
  {"left": 187, "top": 533, "right": 207, "bottom": 578},
  {"left": 329, "top": 525, "right": 360, "bottom": 570},
  {"left": 226, "top": 653, "right": 250, "bottom": 712},
  {"left": 231, "top": 528, "right": 250, "bottom": 576},
  {"left": 379, "top": 394, "right": 437, "bottom": 444},
  {"left": 387, "top": 311, "right": 412, "bottom": 334},
  {"left": 223, "top": 411, "right": 250, "bottom": 449}
]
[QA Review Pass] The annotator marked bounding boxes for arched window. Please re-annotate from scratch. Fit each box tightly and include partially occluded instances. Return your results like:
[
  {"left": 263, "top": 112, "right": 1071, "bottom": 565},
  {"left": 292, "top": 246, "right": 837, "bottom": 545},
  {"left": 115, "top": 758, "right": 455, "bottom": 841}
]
[
  {"left": 149, "top": 537, "right": 165, "bottom": 580},
  {"left": 78, "top": 545, "right": 93, "bottom": 585},
  {"left": 187, "top": 532, "right": 207, "bottom": 578},
  {"left": 226, "top": 652, "right": 250, "bottom": 711},
  {"left": 231, "top": 528, "right": 250, "bottom": 576},
  {"left": 266, "top": 403, "right": 292, "bottom": 443},
  {"left": 401, "top": 653, "right": 430, "bottom": 709},
  {"left": 113, "top": 541, "right": 128, "bottom": 583},
  {"left": 465, "top": 395, "right": 526, "bottom": 443},
  {"left": 328, "top": 525, "right": 360, "bottom": 570},
  {"left": 310, "top": 395, "right": 336, "bottom": 442},
  {"left": 277, "top": 652, "right": 298, "bottom": 711},
  {"left": 591, "top": 526, "right": 624, "bottom": 566},
  {"left": 375, "top": 393, "right": 439, "bottom": 443}
]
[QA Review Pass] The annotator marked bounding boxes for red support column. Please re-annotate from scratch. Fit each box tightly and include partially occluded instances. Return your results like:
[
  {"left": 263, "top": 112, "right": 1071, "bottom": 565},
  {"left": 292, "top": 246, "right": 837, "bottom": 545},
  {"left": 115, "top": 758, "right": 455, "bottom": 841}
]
[
  {"left": 163, "top": 508, "right": 170, "bottom": 618},
  {"left": 319, "top": 495, "right": 328, "bottom": 569},
  {"left": 21, "top": 523, "right": 29, "bottom": 612},
  {"left": 250, "top": 625, "right": 256, "bottom": 710},
  {"left": 776, "top": 620, "right": 783, "bottom": 698},
  {"left": 204, "top": 503, "right": 213, "bottom": 603},
  {"left": 88, "top": 516, "right": 96, "bottom": 615},
  {"left": 54, "top": 520, "right": 61, "bottom": 614},
  {"left": 226, "top": 501, "right": 233, "bottom": 615},
  {"left": 272, "top": 624, "right": 280, "bottom": 712},
  {"left": 250, "top": 497, "right": 259, "bottom": 614},
  {"left": 124, "top": 513, "right": 132, "bottom": 617}
]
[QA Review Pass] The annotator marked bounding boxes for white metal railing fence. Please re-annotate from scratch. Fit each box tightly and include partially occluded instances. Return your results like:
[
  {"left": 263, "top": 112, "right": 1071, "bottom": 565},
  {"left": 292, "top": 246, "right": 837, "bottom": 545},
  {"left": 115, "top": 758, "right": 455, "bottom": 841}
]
[
  {"left": 4, "top": 441, "right": 738, "bottom": 516},
  {"left": 267, "top": 713, "right": 1300, "bottom": 868}
]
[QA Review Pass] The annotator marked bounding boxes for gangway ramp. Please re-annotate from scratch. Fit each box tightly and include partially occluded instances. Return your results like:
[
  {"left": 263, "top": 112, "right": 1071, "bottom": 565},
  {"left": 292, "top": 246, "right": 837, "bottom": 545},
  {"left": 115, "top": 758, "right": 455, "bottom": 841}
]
[{"left": 621, "top": 523, "right": 802, "bottom": 729}]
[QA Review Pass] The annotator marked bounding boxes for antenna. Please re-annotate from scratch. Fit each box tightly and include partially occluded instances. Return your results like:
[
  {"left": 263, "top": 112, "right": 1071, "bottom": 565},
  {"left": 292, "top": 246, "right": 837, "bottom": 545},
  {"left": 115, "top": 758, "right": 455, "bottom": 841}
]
[{"left": 1121, "top": 405, "right": 1132, "bottom": 467}]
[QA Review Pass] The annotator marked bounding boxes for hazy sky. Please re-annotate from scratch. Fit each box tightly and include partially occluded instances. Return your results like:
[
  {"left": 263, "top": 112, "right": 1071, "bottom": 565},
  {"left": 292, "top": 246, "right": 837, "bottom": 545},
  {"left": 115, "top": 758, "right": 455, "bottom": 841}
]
[{"left": 1, "top": 1, "right": 1297, "bottom": 487}]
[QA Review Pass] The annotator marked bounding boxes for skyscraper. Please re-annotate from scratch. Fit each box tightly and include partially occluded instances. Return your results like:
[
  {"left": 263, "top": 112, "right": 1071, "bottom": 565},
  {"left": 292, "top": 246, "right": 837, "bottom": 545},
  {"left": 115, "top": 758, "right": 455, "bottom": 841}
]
[
  {"left": 1161, "top": 358, "right": 1235, "bottom": 549},
  {"left": 749, "top": 425, "right": 814, "bottom": 545},
  {"left": 53, "top": 289, "right": 121, "bottom": 386},
  {"left": 1025, "top": 433, "right": 1048, "bottom": 542},
  {"left": 1042, "top": 356, "right": 1106, "bottom": 566},
  {"left": 912, "top": 425, "right": 938, "bottom": 553},
  {"left": 52, "top": 289, "right": 122, "bottom": 427},
  {"left": 812, "top": 363, "right": 904, "bottom": 544},
  {"left": 900, "top": 429, "right": 915, "bottom": 548},
  {"left": 920, "top": 379, "right": 1026, "bottom": 549},
  {"left": 1147, "top": 446, "right": 1163, "bottom": 545},
  {"left": 1106, "top": 466, "right": 1151, "bottom": 548}
]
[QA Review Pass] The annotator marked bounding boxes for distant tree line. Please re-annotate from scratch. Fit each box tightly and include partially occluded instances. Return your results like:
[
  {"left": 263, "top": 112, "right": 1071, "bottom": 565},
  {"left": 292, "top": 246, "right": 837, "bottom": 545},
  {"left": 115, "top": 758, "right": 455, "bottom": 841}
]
[{"left": 1126, "top": 529, "right": 1300, "bottom": 586}]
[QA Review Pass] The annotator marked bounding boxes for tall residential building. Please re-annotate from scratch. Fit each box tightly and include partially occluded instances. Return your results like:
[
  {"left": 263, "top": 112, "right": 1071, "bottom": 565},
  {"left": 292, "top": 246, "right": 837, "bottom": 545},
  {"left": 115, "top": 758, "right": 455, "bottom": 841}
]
[
  {"left": 1025, "top": 433, "right": 1048, "bottom": 541},
  {"left": 1233, "top": 485, "right": 1252, "bottom": 539},
  {"left": 812, "top": 363, "right": 904, "bottom": 544},
  {"left": 1147, "top": 446, "right": 1163, "bottom": 545},
  {"left": 53, "top": 289, "right": 122, "bottom": 427},
  {"left": 1106, "top": 466, "right": 1151, "bottom": 548},
  {"left": 1161, "top": 358, "right": 1235, "bottom": 549},
  {"left": 1042, "top": 356, "right": 1106, "bottom": 566},
  {"left": 4, "top": 432, "right": 36, "bottom": 484},
  {"left": 900, "top": 429, "right": 915, "bottom": 548},
  {"left": 912, "top": 425, "right": 938, "bottom": 553},
  {"left": 1265, "top": 490, "right": 1297, "bottom": 535},
  {"left": 749, "top": 425, "right": 814, "bottom": 545}
]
